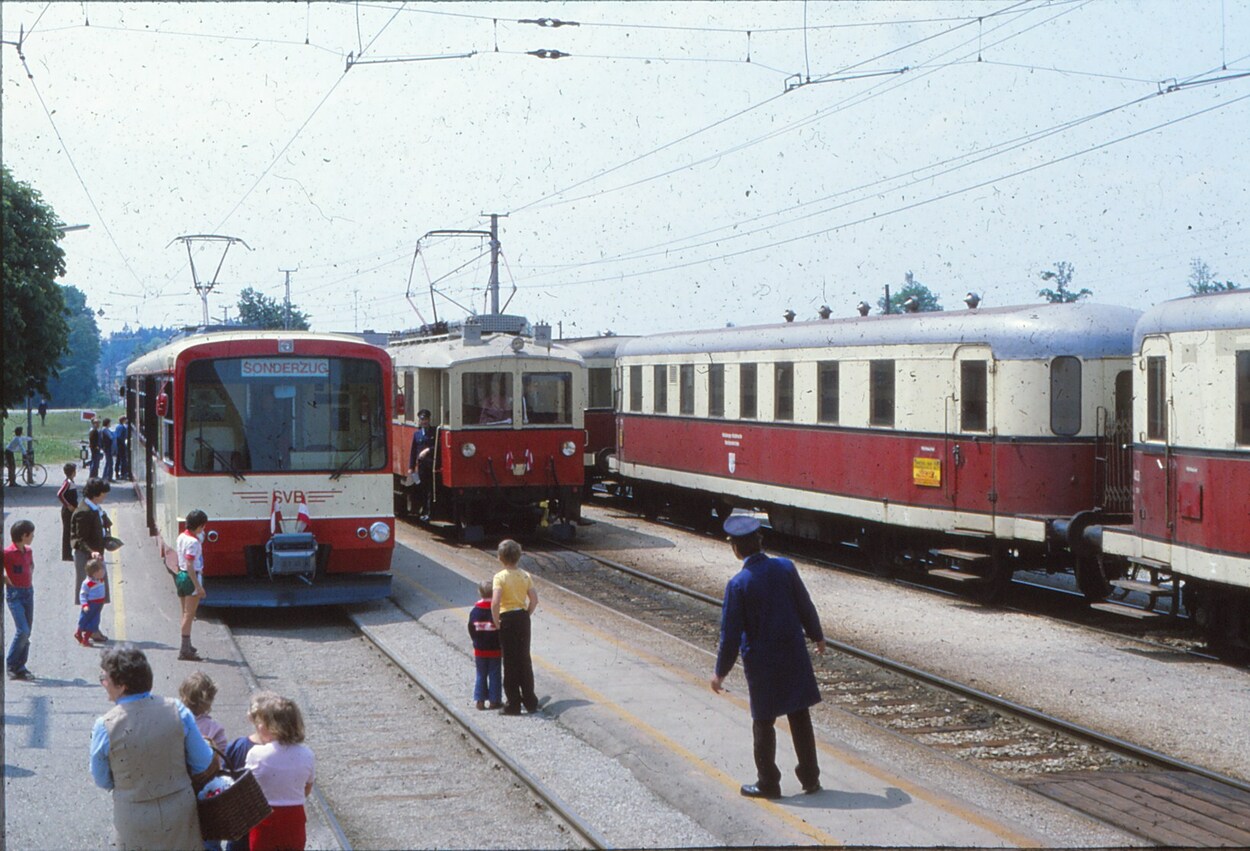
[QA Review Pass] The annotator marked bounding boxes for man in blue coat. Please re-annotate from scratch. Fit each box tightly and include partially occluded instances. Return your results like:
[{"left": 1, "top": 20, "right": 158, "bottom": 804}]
[{"left": 711, "top": 515, "right": 825, "bottom": 799}]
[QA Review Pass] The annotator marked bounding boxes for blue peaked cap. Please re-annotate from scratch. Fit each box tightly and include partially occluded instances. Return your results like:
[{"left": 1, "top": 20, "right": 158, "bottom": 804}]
[{"left": 722, "top": 515, "right": 761, "bottom": 538}]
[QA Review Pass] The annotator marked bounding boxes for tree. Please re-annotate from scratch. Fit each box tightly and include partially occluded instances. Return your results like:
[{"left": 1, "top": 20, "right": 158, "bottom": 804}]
[
  {"left": 236, "top": 287, "right": 310, "bottom": 330},
  {"left": 1038, "top": 261, "right": 1091, "bottom": 303},
  {"left": 877, "top": 271, "right": 943, "bottom": 314},
  {"left": 44, "top": 286, "right": 101, "bottom": 407},
  {"left": 2, "top": 166, "right": 70, "bottom": 412},
  {"left": 1187, "top": 258, "right": 1240, "bottom": 294}
]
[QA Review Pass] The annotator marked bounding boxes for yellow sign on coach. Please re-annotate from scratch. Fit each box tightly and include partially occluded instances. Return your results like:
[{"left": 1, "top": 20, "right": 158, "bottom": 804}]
[{"left": 913, "top": 457, "right": 941, "bottom": 488}]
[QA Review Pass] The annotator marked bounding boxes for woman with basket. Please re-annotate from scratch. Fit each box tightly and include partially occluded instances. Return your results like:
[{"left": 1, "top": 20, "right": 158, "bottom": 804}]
[{"left": 90, "top": 645, "right": 214, "bottom": 850}]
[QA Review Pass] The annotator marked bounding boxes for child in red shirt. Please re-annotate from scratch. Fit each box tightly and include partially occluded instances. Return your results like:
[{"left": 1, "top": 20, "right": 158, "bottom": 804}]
[
  {"left": 4, "top": 519, "right": 37, "bottom": 680},
  {"left": 75, "top": 558, "right": 107, "bottom": 647}
]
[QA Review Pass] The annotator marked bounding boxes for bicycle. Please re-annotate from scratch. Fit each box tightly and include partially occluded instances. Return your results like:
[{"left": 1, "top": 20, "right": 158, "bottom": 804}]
[
  {"left": 18, "top": 448, "right": 48, "bottom": 487},
  {"left": 79, "top": 440, "right": 90, "bottom": 465}
]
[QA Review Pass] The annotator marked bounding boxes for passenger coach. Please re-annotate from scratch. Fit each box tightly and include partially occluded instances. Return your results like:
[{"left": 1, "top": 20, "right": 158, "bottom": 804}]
[
  {"left": 125, "top": 329, "right": 395, "bottom": 606},
  {"left": 613, "top": 302, "right": 1141, "bottom": 597}
]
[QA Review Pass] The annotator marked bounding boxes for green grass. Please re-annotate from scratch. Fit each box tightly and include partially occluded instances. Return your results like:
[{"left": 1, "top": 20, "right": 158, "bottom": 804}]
[{"left": 14, "top": 405, "right": 124, "bottom": 468}]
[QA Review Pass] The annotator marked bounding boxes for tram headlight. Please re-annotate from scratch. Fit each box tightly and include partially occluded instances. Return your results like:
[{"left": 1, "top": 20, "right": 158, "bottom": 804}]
[
  {"left": 561, "top": 440, "right": 577, "bottom": 457},
  {"left": 461, "top": 442, "right": 476, "bottom": 458},
  {"left": 369, "top": 522, "right": 390, "bottom": 543}
]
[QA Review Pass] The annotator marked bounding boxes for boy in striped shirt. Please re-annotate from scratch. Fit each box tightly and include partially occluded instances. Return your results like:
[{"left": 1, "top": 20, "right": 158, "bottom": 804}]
[{"left": 75, "top": 558, "right": 107, "bottom": 647}]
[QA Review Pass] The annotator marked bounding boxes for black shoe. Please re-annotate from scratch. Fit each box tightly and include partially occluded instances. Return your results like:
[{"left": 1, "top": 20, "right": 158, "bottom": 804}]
[
  {"left": 740, "top": 784, "right": 781, "bottom": 799},
  {"left": 501, "top": 704, "right": 522, "bottom": 716},
  {"left": 9, "top": 669, "right": 35, "bottom": 681},
  {"left": 178, "top": 650, "right": 203, "bottom": 661},
  {"left": 523, "top": 699, "right": 539, "bottom": 714},
  {"left": 92, "top": 632, "right": 109, "bottom": 643},
  {"left": 802, "top": 783, "right": 822, "bottom": 795}
]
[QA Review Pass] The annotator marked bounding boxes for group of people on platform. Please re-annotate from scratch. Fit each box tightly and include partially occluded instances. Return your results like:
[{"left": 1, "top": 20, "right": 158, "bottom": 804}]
[
  {"left": 469, "top": 538, "right": 541, "bottom": 714},
  {"left": 88, "top": 416, "right": 133, "bottom": 482},
  {"left": 91, "top": 649, "right": 316, "bottom": 850}
]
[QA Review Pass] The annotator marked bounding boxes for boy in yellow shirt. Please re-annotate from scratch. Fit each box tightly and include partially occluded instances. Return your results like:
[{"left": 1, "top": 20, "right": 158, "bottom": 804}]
[{"left": 490, "top": 539, "right": 539, "bottom": 714}]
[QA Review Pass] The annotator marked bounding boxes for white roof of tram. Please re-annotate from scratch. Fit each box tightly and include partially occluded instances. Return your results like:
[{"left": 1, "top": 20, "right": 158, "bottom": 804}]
[
  {"left": 1133, "top": 289, "right": 1250, "bottom": 348},
  {"left": 617, "top": 301, "right": 1142, "bottom": 362},
  {"left": 125, "top": 329, "right": 386, "bottom": 374},
  {"left": 388, "top": 331, "right": 585, "bottom": 370}
]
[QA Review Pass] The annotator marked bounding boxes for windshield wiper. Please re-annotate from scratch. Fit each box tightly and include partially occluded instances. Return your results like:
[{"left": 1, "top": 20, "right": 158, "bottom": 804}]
[
  {"left": 329, "top": 433, "right": 377, "bottom": 481},
  {"left": 195, "top": 437, "right": 246, "bottom": 482}
]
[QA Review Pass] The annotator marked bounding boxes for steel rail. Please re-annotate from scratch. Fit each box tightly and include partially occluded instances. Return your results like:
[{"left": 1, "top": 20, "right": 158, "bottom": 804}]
[
  {"left": 559, "top": 543, "right": 1250, "bottom": 799},
  {"left": 345, "top": 612, "right": 610, "bottom": 851}
]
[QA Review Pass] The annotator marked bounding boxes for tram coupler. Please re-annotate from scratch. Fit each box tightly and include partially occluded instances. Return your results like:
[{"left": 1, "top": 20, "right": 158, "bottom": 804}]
[{"left": 266, "top": 532, "right": 319, "bottom": 580}]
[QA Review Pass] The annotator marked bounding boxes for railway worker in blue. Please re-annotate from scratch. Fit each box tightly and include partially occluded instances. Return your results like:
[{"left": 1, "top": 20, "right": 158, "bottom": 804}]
[
  {"left": 407, "top": 408, "right": 437, "bottom": 518},
  {"left": 710, "top": 515, "right": 825, "bottom": 799}
]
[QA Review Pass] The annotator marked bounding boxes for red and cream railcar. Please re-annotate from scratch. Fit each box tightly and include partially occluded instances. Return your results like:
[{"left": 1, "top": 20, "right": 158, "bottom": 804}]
[
  {"left": 125, "top": 330, "right": 394, "bottom": 606},
  {"left": 562, "top": 335, "right": 631, "bottom": 484},
  {"left": 389, "top": 317, "right": 586, "bottom": 538},
  {"left": 613, "top": 302, "right": 1140, "bottom": 594},
  {"left": 1092, "top": 290, "right": 1250, "bottom": 650}
]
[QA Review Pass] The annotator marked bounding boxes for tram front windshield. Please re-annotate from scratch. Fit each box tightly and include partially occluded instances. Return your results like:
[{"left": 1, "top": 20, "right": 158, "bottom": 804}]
[{"left": 183, "top": 357, "right": 385, "bottom": 473}]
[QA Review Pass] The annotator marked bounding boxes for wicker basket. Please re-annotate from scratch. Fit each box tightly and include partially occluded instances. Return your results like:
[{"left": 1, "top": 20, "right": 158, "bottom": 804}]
[{"left": 198, "top": 769, "right": 273, "bottom": 841}]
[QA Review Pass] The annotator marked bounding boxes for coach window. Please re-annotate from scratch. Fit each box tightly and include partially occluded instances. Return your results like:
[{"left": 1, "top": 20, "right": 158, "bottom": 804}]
[
  {"left": 629, "top": 365, "right": 643, "bottom": 412},
  {"left": 774, "top": 363, "right": 794, "bottom": 421},
  {"left": 522, "top": 372, "right": 572, "bottom": 425},
  {"left": 161, "top": 380, "right": 175, "bottom": 464},
  {"left": 1145, "top": 356, "right": 1167, "bottom": 441},
  {"left": 740, "top": 364, "right": 758, "bottom": 419},
  {"left": 588, "top": 368, "right": 613, "bottom": 409},
  {"left": 708, "top": 364, "right": 725, "bottom": 418},
  {"left": 1050, "top": 356, "right": 1082, "bottom": 436},
  {"left": 869, "top": 360, "right": 895, "bottom": 427},
  {"left": 403, "top": 371, "right": 415, "bottom": 422},
  {"left": 679, "top": 365, "right": 695, "bottom": 415},
  {"left": 818, "top": 362, "right": 839, "bottom": 423},
  {"left": 653, "top": 365, "right": 668, "bottom": 414},
  {"left": 1237, "top": 352, "right": 1250, "bottom": 445},
  {"left": 463, "top": 372, "right": 513, "bottom": 425},
  {"left": 960, "top": 361, "right": 988, "bottom": 432}
]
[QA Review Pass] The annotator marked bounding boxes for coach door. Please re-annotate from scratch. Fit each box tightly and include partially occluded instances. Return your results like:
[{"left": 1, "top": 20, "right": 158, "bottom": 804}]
[
  {"left": 142, "top": 375, "right": 160, "bottom": 534},
  {"left": 1139, "top": 336, "right": 1174, "bottom": 543},
  {"left": 949, "top": 347, "right": 995, "bottom": 532}
]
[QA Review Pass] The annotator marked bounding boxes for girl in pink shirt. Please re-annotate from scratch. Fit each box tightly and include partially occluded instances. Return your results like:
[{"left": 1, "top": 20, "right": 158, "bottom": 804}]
[{"left": 245, "top": 694, "right": 315, "bottom": 850}]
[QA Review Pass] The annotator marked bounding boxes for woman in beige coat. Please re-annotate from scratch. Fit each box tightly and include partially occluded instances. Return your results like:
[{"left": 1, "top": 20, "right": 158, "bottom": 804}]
[{"left": 90, "top": 645, "right": 214, "bottom": 849}]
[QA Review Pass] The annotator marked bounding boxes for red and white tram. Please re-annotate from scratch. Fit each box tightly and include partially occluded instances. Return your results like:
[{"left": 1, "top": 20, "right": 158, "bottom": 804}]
[
  {"left": 1084, "top": 290, "right": 1250, "bottom": 651},
  {"left": 613, "top": 301, "right": 1141, "bottom": 596},
  {"left": 389, "top": 316, "right": 586, "bottom": 539},
  {"left": 125, "top": 329, "right": 394, "bottom": 606}
]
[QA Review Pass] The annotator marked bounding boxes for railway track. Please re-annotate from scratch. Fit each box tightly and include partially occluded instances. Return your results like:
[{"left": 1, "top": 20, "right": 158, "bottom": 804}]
[{"left": 521, "top": 535, "right": 1250, "bottom": 847}]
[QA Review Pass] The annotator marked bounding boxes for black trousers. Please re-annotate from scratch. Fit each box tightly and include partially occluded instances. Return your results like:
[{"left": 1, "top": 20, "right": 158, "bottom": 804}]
[
  {"left": 498, "top": 609, "right": 537, "bottom": 710},
  {"left": 752, "top": 707, "right": 819, "bottom": 791}
]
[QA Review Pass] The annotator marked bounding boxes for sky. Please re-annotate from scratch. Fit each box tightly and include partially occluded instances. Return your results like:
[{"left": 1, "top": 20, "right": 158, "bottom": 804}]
[{"left": 2, "top": 1, "right": 1247, "bottom": 339}]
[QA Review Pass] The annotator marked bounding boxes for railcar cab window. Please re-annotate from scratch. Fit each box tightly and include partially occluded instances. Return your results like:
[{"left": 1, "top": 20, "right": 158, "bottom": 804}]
[
  {"left": 1145, "top": 356, "right": 1166, "bottom": 441},
  {"left": 869, "top": 360, "right": 895, "bottom": 427},
  {"left": 774, "top": 363, "right": 794, "bottom": 421},
  {"left": 960, "top": 361, "right": 988, "bottom": 432},
  {"left": 817, "top": 362, "right": 839, "bottom": 424},
  {"left": 653, "top": 365, "right": 668, "bottom": 414},
  {"left": 161, "top": 380, "right": 175, "bottom": 463},
  {"left": 1237, "top": 352, "right": 1250, "bottom": 446},
  {"left": 628, "top": 365, "right": 643, "bottom": 412},
  {"left": 739, "top": 363, "right": 758, "bottom": 419},
  {"left": 679, "top": 365, "right": 695, "bottom": 415},
  {"left": 708, "top": 364, "right": 725, "bottom": 418},
  {"left": 464, "top": 372, "right": 513, "bottom": 425},
  {"left": 183, "top": 358, "right": 385, "bottom": 473},
  {"left": 1050, "top": 356, "right": 1082, "bottom": 436},
  {"left": 521, "top": 372, "right": 573, "bottom": 425}
]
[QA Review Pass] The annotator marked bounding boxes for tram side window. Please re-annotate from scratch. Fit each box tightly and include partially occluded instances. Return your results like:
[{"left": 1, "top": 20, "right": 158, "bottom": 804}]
[
  {"left": 404, "top": 371, "right": 415, "bottom": 422},
  {"left": 629, "top": 365, "right": 643, "bottom": 412},
  {"left": 679, "top": 364, "right": 694, "bottom": 415},
  {"left": 774, "top": 363, "right": 794, "bottom": 421},
  {"left": 653, "top": 365, "right": 668, "bottom": 414},
  {"left": 1145, "top": 356, "right": 1166, "bottom": 441},
  {"left": 818, "top": 362, "right": 839, "bottom": 423},
  {"left": 588, "top": 368, "right": 613, "bottom": 409},
  {"left": 161, "top": 381, "right": 175, "bottom": 464},
  {"left": 1236, "top": 352, "right": 1249, "bottom": 445},
  {"left": 708, "top": 364, "right": 725, "bottom": 418},
  {"left": 869, "top": 360, "right": 895, "bottom": 427},
  {"left": 463, "top": 372, "right": 513, "bottom": 425},
  {"left": 1050, "top": 356, "right": 1082, "bottom": 436},
  {"left": 960, "top": 361, "right": 988, "bottom": 432},
  {"left": 740, "top": 363, "right": 757, "bottom": 419},
  {"left": 522, "top": 372, "right": 572, "bottom": 424}
]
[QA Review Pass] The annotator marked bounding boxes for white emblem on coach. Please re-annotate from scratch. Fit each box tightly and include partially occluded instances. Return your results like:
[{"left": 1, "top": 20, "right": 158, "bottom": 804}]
[{"left": 728, "top": 452, "right": 736, "bottom": 474}]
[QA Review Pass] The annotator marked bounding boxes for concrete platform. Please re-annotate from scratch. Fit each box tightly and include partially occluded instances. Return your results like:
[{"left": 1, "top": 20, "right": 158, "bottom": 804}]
[{"left": 1, "top": 483, "right": 341, "bottom": 850}]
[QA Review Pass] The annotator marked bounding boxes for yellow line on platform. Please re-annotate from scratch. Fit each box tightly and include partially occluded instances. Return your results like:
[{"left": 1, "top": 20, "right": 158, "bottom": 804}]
[{"left": 110, "top": 550, "right": 127, "bottom": 641}]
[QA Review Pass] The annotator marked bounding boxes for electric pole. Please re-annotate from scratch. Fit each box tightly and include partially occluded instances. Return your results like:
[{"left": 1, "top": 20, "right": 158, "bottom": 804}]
[{"left": 280, "top": 267, "right": 298, "bottom": 330}]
